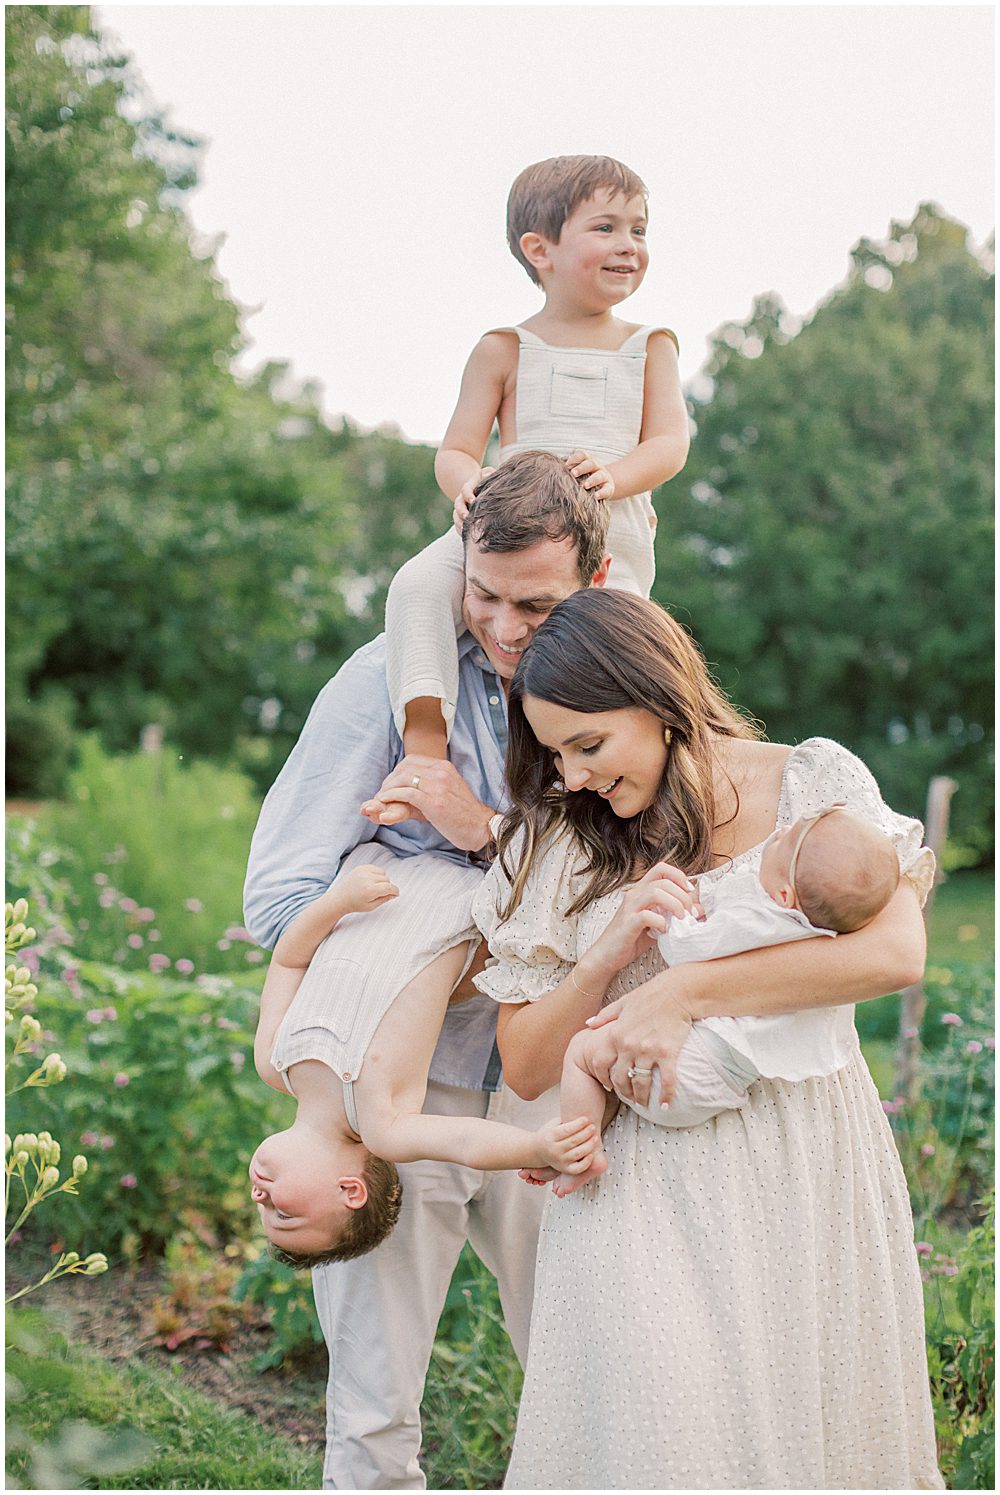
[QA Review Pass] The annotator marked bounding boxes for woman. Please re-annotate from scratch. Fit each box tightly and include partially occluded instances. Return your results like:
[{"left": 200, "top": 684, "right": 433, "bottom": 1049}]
[{"left": 473, "top": 589, "right": 942, "bottom": 1490}]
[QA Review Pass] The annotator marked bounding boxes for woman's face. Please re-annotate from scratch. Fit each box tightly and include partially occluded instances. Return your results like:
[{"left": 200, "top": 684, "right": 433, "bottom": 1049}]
[{"left": 522, "top": 695, "right": 669, "bottom": 817}]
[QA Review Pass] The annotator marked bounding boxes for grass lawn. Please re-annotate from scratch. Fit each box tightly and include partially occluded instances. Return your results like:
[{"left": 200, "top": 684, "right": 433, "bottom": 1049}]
[{"left": 6, "top": 1305, "right": 323, "bottom": 1490}]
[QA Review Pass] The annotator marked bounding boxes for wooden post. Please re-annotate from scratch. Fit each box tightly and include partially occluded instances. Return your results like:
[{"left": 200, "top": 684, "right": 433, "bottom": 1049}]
[{"left": 894, "top": 776, "right": 958, "bottom": 1106}]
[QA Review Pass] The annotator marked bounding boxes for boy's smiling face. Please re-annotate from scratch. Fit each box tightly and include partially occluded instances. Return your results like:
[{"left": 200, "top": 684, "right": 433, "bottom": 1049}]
[{"left": 530, "top": 188, "right": 650, "bottom": 306}]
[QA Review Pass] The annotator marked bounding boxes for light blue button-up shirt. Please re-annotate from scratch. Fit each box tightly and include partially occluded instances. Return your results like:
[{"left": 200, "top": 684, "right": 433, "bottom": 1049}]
[{"left": 244, "top": 630, "right": 509, "bottom": 1091}]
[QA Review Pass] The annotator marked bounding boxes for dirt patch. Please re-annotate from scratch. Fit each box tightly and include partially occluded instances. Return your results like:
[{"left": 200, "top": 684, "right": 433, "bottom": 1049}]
[{"left": 18, "top": 1263, "right": 329, "bottom": 1453}]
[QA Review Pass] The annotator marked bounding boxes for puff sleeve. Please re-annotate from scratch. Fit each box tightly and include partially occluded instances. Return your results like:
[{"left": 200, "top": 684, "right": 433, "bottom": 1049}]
[
  {"left": 471, "top": 827, "right": 585, "bottom": 1004},
  {"left": 782, "top": 738, "right": 936, "bottom": 906}
]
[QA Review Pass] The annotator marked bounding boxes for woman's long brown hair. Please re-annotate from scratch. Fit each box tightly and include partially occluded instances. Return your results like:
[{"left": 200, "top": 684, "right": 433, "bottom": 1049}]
[{"left": 499, "top": 590, "right": 760, "bottom": 918}]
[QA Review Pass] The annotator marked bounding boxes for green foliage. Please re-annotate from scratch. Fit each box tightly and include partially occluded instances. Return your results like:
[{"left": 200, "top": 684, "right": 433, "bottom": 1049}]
[
  {"left": 36, "top": 735, "right": 261, "bottom": 975},
  {"left": 5, "top": 1304, "right": 321, "bottom": 1489},
  {"left": 661, "top": 204, "right": 994, "bottom": 863},
  {"left": 926, "top": 1196, "right": 995, "bottom": 1488},
  {"left": 232, "top": 1251, "right": 326, "bottom": 1371},
  {"left": 421, "top": 1247, "right": 523, "bottom": 1491},
  {"left": 149, "top": 1222, "right": 253, "bottom": 1353},
  {"left": 6, "top": 899, "right": 110, "bottom": 1299},
  {"left": 4, "top": 950, "right": 288, "bottom": 1256}
]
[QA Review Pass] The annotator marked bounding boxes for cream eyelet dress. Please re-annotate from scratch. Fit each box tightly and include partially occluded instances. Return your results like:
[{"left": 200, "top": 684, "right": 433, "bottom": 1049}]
[
  {"left": 384, "top": 325, "right": 676, "bottom": 739},
  {"left": 472, "top": 738, "right": 944, "bottom": 1490}
]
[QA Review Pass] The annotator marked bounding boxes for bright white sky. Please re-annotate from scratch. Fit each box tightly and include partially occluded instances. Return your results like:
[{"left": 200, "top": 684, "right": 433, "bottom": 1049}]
[{"left": 94, "top": 2, "right": 994, "bottom": 443}]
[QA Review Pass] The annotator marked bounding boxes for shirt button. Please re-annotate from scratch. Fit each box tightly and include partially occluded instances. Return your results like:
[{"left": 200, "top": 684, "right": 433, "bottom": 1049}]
[
  {"left": 274, "top": 1060, "right": 284, "bottom": 1070},
  {"left": 342, "top": 1072, "right": 352, "bottom": 1081},
  {"left": 489, "top": 695, "right": 500, "bottom": 706}
]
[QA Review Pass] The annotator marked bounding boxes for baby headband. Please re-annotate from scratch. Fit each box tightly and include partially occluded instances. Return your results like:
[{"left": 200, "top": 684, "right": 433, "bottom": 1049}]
[{"left": 787, "top": 802, "right": 848, "bottom": 903}]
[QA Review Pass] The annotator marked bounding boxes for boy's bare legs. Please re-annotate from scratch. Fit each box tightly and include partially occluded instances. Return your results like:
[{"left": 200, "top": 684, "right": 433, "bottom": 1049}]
[{"left": 521, "top": 1027, "right": 617, "bottom": 1198}]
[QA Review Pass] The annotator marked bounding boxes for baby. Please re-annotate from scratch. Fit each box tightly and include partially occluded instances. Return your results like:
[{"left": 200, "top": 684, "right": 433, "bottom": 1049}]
[
  {"left": 251, "top": 845, "right": 598, "bottom": 1264},
  {"left": 371, "top": 154, "right": 689, "bottom": 792},
  {"left": 534, "top": 805, "right": 901, "bottom": 1196}
]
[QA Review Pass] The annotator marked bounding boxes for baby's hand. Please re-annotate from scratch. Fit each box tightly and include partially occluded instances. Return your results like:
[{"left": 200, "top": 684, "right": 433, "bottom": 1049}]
[
  {"left": 565, "top": 451, "right": 615, "bottom": 502},
  {"left": 537, "top": 1116, "right": 600, "bottom": 1175},
  {"left": 337, "top": 865, "right": 399, "bottom": 915},
  {"left": 453, "top": 467, "right": 496, "bottom": 533}
]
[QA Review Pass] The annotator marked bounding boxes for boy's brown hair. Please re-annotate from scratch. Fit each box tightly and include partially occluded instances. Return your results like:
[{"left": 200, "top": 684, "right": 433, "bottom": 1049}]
[
  {"left": 270, "top": 1154, "right": 403, "bottom": 1270},
  {"left": 507, "top": 154, "right": 648, "bottom": 285},
  {"left": 463, "top": 451, "right": 610, "bottom": 585}
]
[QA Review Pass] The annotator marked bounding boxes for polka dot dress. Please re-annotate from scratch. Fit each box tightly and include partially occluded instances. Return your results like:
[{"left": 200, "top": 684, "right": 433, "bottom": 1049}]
[{"left": 474, "top": 739, "right": 943, "bottom": 1490}]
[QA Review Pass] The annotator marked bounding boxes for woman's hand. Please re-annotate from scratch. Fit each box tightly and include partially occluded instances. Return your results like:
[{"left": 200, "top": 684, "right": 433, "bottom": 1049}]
[
  {"left": 586, "top": 968, "right": 696, "bottom": 1109},
  {"left": 578, "top": 863, "right": 701, "bottom": 991}
]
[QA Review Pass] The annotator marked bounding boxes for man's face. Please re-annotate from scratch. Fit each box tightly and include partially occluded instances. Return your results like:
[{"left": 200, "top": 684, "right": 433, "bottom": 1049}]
[{"left": 462, "top": 536, "right": 608, "bottom": 681}]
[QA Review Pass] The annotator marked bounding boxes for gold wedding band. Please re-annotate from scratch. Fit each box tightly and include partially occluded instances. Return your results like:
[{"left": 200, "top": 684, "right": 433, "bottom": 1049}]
[{"left": 410, "top": 775, "right": 421, "bottom": 789}]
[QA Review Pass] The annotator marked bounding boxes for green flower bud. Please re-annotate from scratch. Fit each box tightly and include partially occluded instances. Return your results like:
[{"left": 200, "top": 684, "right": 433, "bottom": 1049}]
[
  {"left": 72, "top": 1155, "right": 88, "bottom": 1178},
  {"left": 4, "top": 1135, "right": 10, "bottom": 1155},
  {"left": 11, "top": 899, "right": 29, "bottom": 923},
  {"left": 19, "top": 1134, "right": 38, "bottom": 1150},
  {"left": 83, "top": 1253, "right": 109, "bottom": 1275},
  {"left": 41, "top": 1054, "right": 67, "bottom": 1083},
  {"left": 48, "top": 1141, "right": 61, "bottom": 1167},
  {"left": 41, "top": 1165, "right": 60, "bottom": 1188},
  {"left": 19, "top": 1015, "right": 41, "bottom": 1040},
  {"left": 37, "top": 1131, "right": 52, "bottom": 1148},
  {"left": 14, "top": 1150, "right": 29, "bottom": 1168},
  {"left": 4, "top": 1010, "right": 13, "bottom": 1025},
  {"left": 62, "top": 1251, "right": 80, "bottom": 1267}
]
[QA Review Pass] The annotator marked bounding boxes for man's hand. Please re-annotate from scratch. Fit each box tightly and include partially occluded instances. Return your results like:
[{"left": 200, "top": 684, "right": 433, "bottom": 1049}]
[
  {"left": 565, "top": 450, "right": 615, "bottom": 502},
  {"left": 360, "top": 756, "right": 496, "bottom": 852}
]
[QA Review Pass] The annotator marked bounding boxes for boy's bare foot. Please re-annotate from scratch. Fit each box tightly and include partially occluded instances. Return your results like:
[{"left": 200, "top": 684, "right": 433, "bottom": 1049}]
[{"left": 552, "top": 1149, "right": 608, "bottom": 1198}]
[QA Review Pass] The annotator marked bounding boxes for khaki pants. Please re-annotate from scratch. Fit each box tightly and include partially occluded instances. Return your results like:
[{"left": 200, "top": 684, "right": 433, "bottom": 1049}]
[{"left": 312, "top": 1079, "right": 556, "bottom": 1490}]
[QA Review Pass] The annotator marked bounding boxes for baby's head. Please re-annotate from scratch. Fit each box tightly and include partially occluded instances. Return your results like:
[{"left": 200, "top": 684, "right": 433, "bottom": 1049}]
[
  {"left": 507, "top": 154, "right": 648, "bottom": 287},
  {"left": 759, "top": 805, "right": 900, "bottom": 933},
  {"left": 249, "top": 1127, "right": 402, "bottom": 1267}
]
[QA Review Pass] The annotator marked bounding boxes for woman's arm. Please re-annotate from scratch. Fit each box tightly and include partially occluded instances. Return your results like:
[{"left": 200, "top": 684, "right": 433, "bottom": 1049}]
[
  {"left": 591, "top": 880, "right": 926, "bottom": 1108},
  {"left": 495, "top": 862, "right": 702, "bottom": 1100}
]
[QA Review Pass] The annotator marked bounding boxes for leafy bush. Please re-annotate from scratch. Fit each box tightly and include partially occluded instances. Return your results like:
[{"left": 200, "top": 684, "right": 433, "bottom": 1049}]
[
  {"left": 926, "top": 1195, "right": 995, "bottom": 1488},
  {"left": 5, "top": 952, "right": 290, "bottom": 1258},
  {"left": 232, "top": 1251, "right": 325, "bottom": 1371},
  {"left": 22, "top": 735, "right": 264, "bottom": 976}
]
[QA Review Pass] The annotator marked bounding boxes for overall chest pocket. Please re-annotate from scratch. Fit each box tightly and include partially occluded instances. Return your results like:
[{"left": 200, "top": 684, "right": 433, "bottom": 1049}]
[
  {"left": 292, "top": 953, "right": 370, "bottom": 1045},
  {"left": 549, "top": 364, "right": 608, "bottom": 421}
]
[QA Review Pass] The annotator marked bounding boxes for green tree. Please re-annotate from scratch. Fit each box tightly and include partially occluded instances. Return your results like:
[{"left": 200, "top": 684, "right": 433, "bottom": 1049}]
[{"left": 658, "top": 205, "right": 994, "bottom": 863}]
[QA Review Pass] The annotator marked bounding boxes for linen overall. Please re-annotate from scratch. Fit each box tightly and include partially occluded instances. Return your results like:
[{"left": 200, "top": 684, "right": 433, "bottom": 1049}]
[{"left": 384, "top": 325, "right": 677, "bottom": 738}]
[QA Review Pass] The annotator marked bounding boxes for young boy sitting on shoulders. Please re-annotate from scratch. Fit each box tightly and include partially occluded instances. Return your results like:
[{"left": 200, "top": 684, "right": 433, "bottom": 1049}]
[{"left": 375, "top": 154, "right": 690, "bottom": 781}]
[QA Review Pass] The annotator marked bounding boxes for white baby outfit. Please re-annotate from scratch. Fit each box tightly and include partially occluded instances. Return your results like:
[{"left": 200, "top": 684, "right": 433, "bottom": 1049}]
[
  {"left": 384, "top": 324, "right": 677, "bottom": 737},
  {"left": 472, "top": 738, "right": 942, "bottom": 1489},
  {"left": 626, "top": 867, "right": 843, "bottom": 1128},
  {"left": 269, "top": 844, "right": 483, "bottom": 1122}
]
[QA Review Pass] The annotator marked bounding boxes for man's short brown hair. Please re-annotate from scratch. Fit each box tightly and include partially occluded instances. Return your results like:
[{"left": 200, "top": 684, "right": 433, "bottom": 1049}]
[
  {"left": 507, "top": 155, "right": 648, "bottom": 285},
  {"left": 463, "top": 451, "right": 610, "bottom": 584},
  {"left": 270, "top": 1154, "right": 403, "bottom": 1270}
]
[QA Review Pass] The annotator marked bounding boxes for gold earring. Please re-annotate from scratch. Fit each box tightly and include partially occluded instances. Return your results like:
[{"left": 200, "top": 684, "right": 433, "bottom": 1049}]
[{"left": 663, "top": 726, "right": 673, "bottom": 749}]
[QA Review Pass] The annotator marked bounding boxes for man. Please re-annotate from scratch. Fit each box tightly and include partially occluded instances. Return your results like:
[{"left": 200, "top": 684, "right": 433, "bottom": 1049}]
[{"left": 244, "top": 450, "right": 610, "bottom": 1489}]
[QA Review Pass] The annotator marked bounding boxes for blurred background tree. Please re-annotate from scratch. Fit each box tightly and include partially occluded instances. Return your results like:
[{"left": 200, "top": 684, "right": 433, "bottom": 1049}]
[
  {"left": 6, "top": 6, "right": 994, "bottom": 865},
  {"left": 656, "top": 206, "right": 994, "bottom": 865}
]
